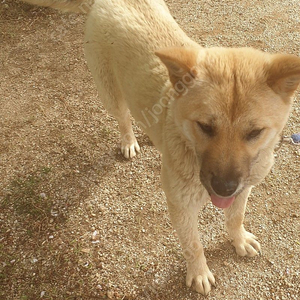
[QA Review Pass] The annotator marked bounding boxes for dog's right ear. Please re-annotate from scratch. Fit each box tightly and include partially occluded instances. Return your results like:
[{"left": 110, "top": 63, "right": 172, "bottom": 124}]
[
  {"left": 267, "top": 54, "right": 300, "bottom": 102},
  {"left": 155, "top": 47, "right": 198, "bottom": 86}
]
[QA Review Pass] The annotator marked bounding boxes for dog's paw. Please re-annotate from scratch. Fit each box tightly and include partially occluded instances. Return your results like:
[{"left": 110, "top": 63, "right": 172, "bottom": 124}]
[
  {"left": 186, "top": 261, "right": 215, "bottom": 295},
  {"left": 232, "top": 231, "right": 261, "bottom": 257},
  {"left": 121, "top": 140, "right": 140, "bottom": 159}
]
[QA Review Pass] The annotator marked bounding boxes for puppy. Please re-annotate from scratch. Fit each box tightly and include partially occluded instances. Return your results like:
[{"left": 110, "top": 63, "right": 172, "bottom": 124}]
[{"left": 22, "top": 0, "right": 300, "bottom": 295}]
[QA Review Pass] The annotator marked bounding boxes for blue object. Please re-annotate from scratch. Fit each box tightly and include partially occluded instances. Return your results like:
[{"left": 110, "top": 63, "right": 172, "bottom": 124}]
[{"left": 291, "top": 133, "right": 300, "bottom": 144}]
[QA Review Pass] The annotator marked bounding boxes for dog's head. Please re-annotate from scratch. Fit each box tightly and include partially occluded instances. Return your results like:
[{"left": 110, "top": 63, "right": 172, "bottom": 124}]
[{"left": 156, "top": 47, "right": 300, "bottom": 208}]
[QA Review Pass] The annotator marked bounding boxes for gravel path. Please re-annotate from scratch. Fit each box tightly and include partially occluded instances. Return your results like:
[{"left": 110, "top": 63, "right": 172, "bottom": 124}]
[{"left": 0, "top": 1, "right": 299, "bottom": 299}]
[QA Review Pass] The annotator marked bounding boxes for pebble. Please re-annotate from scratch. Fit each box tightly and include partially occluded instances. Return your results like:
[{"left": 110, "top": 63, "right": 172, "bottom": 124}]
[
  {"left": 291, "top": 133, "right": 300, "bottom": 143},
  {"left": 107, "top": 291, "right": 114, "bottom": 299},
  {"left": 39, "top": 193, "right": 47, "bottom": 198}
]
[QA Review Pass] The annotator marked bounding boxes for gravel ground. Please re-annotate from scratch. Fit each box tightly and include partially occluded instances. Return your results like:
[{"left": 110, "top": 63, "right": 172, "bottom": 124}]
[{"left": 0, "top": 0, "right": 299, "bottom": 299}]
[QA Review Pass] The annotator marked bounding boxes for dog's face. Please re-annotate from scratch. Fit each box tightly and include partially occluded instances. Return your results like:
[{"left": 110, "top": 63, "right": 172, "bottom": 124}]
[{"left": 156, "top": 47, "right": 300, "bottom": 208}]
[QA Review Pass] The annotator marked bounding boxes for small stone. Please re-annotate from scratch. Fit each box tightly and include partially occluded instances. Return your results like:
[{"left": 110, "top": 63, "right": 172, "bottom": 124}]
[
  {"left": 81, "top": 248, "right": 91, "bottom": 254},
  {"left": 291, "top": 133, "right": 300, "bottom": 144},
  {"left": 40, "top": 193, "right": 46, "bottom": 198},
  {"left": 107, "top": 290, "right": 114, "bottom": 299}
]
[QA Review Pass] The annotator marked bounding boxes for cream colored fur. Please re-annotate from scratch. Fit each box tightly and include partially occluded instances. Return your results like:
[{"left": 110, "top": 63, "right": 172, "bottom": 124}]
[{"left": 22, "top": 0, "right": 300, "bottom": 295}]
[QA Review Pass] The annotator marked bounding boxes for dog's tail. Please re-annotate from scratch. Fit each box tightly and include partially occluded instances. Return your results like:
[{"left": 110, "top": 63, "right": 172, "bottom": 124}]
[{"left": 21, "top": 0, "right": 94, "bottom": 13}]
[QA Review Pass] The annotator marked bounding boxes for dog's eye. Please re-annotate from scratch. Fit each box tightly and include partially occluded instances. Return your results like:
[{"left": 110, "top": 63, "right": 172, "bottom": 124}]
[
  {"left": 246, "top": 128, "right": 264, "bottom": 141},
  {"left": 197, "top": 122, "right": 215, "bottom": 137}
]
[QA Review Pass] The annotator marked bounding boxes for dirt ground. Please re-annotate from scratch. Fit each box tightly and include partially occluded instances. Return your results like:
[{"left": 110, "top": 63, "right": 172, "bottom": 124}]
[{"left": 0, "top": 0, "right": 299, "bottom": 299}]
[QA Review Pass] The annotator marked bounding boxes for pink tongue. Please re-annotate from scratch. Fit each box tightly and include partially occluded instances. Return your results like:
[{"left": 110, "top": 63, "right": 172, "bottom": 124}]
[{"left": 211, "top": 194, "right": 235, "bottom": 209}]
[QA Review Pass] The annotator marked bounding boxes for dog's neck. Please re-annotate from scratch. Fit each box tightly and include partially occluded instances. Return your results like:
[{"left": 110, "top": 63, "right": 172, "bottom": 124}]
[{"left": 162, "top": 100, "right": 200, "bottom": 181}]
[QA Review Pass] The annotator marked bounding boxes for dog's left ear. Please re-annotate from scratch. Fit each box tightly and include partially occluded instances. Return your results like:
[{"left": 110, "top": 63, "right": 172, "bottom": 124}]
[
  {"left": 155, "top": 47, "right": 198, "bottom": 86},
  {"left": 267, "top": 54, "right": 300, "bottom": 102}
]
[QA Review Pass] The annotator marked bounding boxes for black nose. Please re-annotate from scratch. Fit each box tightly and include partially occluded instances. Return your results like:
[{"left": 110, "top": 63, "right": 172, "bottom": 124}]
[{"left": 211, "top": 176, "right": 239, "bottom": 197}]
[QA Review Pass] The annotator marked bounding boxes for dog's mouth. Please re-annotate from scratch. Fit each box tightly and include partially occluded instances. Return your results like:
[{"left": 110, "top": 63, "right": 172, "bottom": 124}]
[
  {"left": 210, "top": 194, "right": 235, "bottom": 209},
  {"left": 200, "top": 177, "right": 238, "bottom": 209},
  {"left": 200, "top": 172, "right": 243, "bottom": 209}
]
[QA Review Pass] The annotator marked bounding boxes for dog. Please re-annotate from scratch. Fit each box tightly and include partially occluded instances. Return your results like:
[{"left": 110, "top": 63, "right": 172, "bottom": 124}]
[{"left": 22, "top": 0, "right": 300, "bottom": 295}]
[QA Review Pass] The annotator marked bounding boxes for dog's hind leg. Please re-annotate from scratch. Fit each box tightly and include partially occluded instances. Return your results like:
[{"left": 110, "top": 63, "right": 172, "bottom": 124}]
[
  {"left": 85, "top": 49, "right": 140, "bottom": 159},
  {"left": 117, "top": 106, "right": 140, "bottom": 159},
  {"left": 99, "top": 80, "right": 140, "bottom": 159}
]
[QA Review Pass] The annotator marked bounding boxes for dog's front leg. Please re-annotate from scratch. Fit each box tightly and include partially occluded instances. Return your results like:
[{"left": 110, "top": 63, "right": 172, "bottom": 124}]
[
  {"left": 224, "top": 187, "right": 261, "bottom": 257},
  {"left": 162, "top": 166, "right": 215, "bottom": 295},
  {"left": 167, "top": 200, "right": 215, "bottom": 295}
]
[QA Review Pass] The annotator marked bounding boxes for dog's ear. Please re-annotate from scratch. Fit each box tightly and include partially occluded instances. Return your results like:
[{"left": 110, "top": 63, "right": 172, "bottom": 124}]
[
  {"left": 155, "top": 47, "right": 198, "bottom": 86},
  {"left": 267, "top": 54, "right": 300, "bottom": 102}
]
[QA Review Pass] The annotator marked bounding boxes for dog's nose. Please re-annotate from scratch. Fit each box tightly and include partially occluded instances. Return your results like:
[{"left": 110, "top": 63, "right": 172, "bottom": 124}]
[{"left": 211, "top": 176, "right": 239, "bottom": 197}]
